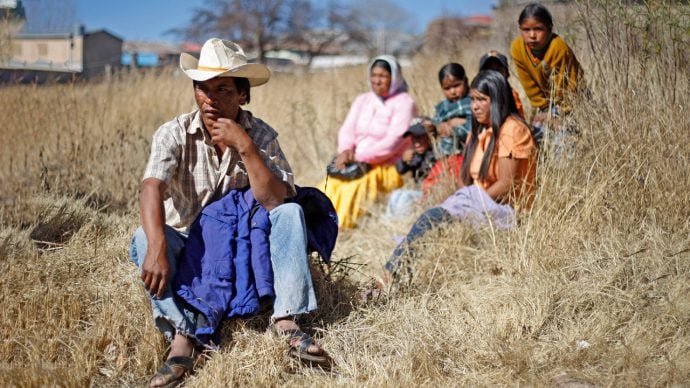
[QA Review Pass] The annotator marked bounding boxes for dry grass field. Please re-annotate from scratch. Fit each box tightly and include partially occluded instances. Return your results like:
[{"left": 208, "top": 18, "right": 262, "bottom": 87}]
[{"left": 1, "top": 2, "right": 689, "bottom": 387}]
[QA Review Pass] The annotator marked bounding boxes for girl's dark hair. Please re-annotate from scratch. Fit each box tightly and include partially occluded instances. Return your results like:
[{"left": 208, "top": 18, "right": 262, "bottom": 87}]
[
  {"left": 193, "top": 77, "right": 251, "bottom": 104},
  {"left": 371, "top": 59, "right": 392, "bottom": 75},
  {"left": 460, "top": 70, "right": 525, "bottom": 185},
  {"left": 518, "top": 2, "right": 553, "bottom": 29},
  {"left": 437, "top": 62, "right": 467, "bottom": 84}
]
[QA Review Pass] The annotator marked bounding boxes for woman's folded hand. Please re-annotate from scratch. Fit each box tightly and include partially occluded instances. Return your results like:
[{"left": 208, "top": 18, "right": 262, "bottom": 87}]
[{"left": 335, "top": 149, "right": 355, "bottom": 169}]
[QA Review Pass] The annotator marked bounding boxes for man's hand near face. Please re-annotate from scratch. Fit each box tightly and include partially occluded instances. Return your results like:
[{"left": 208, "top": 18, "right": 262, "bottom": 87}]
[
  {"left": 208, "top": 117, "right": 286, "bottom": 210},
  {"left": 209, "top": 118, "right": 253, "bottom": 152}
]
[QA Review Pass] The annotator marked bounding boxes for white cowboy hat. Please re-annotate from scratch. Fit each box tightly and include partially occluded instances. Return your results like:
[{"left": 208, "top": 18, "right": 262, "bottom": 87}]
[{"left": 179, "top": 38, "right": 270, "bottom": 86}]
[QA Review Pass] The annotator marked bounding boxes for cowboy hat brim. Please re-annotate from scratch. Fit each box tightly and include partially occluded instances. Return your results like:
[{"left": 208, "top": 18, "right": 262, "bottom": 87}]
[{"left": 179, "top": 52, "right": 271, "bottom": 86}]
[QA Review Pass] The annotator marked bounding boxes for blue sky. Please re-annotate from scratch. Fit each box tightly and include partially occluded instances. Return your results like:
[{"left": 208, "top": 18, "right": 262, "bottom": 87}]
[{"left": 66, "top": 0, "right": 497, "bottom": 43}]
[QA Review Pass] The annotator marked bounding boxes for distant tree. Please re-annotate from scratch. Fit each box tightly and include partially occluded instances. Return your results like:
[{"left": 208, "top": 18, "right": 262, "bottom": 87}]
[
  {"left": 423, "top": 13, "right": 493, "bottom": 54},
  {"left": 172, "top": 0, "right": 414, "bottom": 63},
  {"left": 348, "top": 0, "right": 414, "bottom": 56},
  {"left": 495, "top": 0, "right": 574, "bottom": 5},
  {"left": 0, "top": 24, "right": 11, "bottom": 61},
  {"left": 1, "top": 0, "right": 26, "bottom": 21},
  {"left": 423, "top": 17, "right": 469, "bottom": 53},
  {"left": 280, "top": 0, "right": 367, "bottom": 65},
  {"left": 175, "top": 0, "right": 292, "bottom": 63},
  {"left": 0, "top": 0, "right": 26, "bottom": 61}
]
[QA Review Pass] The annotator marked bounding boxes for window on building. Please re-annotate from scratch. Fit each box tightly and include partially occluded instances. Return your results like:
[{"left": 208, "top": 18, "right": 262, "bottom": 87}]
[{"left": 37, "top": 43, "right": 48, "bottom": 57}]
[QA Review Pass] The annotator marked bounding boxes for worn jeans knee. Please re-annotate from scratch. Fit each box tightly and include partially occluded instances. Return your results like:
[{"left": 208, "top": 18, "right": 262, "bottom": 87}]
[{"left": 268, "top": 203, "right": 317, "bottom": 319}]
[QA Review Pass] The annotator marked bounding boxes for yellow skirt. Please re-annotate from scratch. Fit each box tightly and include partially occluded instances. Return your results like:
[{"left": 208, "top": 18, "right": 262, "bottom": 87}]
[{"left": 320, "top": 165, "right": 402, "bottom": 229}]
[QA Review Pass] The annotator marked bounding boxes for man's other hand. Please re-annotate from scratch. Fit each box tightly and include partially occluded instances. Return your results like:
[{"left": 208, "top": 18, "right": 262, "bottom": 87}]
[{"left": 141, "top": 241, "right": 170, "bottom": 299}]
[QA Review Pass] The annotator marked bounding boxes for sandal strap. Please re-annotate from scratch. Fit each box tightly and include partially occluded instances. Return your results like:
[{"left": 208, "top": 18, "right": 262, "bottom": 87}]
[
  {"left": 271, "top": 326, "right": 316, "bottom": 353},
  {"left": 166, "top": 356, "right": 195, "bottom": 370},
  {"left": 294, "top": 331, "right": 315, "bottom": 353},
  {"left": 150, "top": 356, "right": 194, "bottom": 386}
]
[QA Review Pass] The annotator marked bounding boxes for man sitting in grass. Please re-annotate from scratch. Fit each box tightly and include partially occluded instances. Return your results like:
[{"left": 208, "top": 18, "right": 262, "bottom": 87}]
[{"left": 129, "top": 38, "right": 331, "bottom": 387}]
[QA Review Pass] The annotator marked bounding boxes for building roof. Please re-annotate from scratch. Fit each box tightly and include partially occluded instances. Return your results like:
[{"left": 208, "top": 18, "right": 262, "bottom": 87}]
[
  {"left": 463, "top": 15, "right": 493, "bottom": 27},
  {"left": 180, "top": 42, "right": 202, "bottom": 54},
  {"left": 2, "top": 59, "right": 82, "bottom": 73},
  {"left": 123, "top": 41, "right": 179, "bottom": 55},
  {"left": 14, "top": 32, "right": 72, "bottom": 39},
  {"left": 85, "top": 29, "right": 124, "bottom": 41},
  {"left": 15, "top": 28, "right": 124, "bottom": 41}
]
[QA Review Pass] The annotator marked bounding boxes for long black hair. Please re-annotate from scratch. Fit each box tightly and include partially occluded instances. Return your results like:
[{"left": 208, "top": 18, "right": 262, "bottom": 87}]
[
  {"left": 461, "top": 70, "right": 523, "bottom": 185},
  {"left": 518, "top": 2, "right": 553, "bottom": 30}
]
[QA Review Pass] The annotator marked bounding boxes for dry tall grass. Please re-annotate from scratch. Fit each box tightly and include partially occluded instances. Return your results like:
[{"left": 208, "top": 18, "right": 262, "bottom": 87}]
[{"left": 1, "top": 2, "right": 689, "bottom": 386}]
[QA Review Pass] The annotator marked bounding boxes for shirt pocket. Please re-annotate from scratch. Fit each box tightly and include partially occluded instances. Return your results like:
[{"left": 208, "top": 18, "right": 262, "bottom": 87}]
[{"left": 199, "top": 211, "right": 238, "bottom": 280}]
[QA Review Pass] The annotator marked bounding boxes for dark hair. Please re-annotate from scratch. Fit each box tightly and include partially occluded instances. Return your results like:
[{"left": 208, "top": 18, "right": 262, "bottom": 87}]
[
  {"left": 371, "top": 59, "right": 392, "bottom": 75},
  {"left": 233, "top": 77, "right": 251, "bottom": 104},
  {"left": 193, "top": 77, "right": 251, "bottom": 104},
  {"left": 461, "top": 70, "right": 525, "bottom": 185},
  {"left": 518, "top": 2, "right": 553, "bottom": 29},
  {"left": 437, "top": 62, "right": 467, "bottom": 84}
]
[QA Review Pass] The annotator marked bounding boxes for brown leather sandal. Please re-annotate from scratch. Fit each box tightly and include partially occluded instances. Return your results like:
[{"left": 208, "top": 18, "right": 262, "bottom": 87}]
[
  {"left": 149, "top": 356, "right": 194, "bottom": 388},
  {"left": 270, "top": 325, "right": 333, "bottom": 368}
]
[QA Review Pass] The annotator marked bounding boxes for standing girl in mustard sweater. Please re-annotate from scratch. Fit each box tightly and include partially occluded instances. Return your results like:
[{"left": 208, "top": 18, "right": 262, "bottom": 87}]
[{"left": 510, "top": 2, "right": 583, "bottom": 144}]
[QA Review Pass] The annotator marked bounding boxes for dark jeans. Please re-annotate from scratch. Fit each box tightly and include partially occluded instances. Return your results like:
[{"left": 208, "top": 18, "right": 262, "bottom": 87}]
[{"left": 384, "top": 206, "right": 453, "bottom": 275}]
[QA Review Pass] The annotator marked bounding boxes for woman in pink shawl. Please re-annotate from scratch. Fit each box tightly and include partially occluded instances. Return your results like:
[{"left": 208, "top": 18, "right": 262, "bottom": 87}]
[{"left": 322, "top": 55, "right": 417, "bottom": 228}]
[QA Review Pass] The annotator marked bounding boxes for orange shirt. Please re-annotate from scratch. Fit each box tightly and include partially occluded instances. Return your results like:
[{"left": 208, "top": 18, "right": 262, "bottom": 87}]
[{"left": 467, "top": 115, "right": 537, "bottom": 208}]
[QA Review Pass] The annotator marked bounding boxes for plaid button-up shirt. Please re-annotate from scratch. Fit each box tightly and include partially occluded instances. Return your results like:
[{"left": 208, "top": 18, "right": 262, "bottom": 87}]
[
  {"left": 433, "top": 95, "right": 472, "bottom": 156},
  {"left": 143, "top": 109, "right": 295, "bottom": 233}
]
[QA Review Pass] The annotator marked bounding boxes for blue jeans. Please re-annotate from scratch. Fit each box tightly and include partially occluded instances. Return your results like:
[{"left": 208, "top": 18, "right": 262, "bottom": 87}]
[
  {"left": 129, "top": 203, "right": 318, "bottom": 341},
  {"left": 384, "top": 206, "right": 452, "bottom": 275},
  {"left": 266, "top": 203, "right": 317, "bottom": 320},
  {"left": 129, "top": 225, "right": 197, "bottom": 342}
]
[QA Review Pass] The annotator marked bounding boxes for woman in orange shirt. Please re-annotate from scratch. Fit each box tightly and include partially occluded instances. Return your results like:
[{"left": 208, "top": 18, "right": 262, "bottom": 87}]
[{"left": 377, "top": 70, "right": 538, "bottom": 287}]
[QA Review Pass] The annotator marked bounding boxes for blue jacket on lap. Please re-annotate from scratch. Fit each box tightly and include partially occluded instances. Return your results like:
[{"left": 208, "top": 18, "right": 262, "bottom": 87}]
[{"left": 173, "top": 188, "right": 273, "bottom": 344}]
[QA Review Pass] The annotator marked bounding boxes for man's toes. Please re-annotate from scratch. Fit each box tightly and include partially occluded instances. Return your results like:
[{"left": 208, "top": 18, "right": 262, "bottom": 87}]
[{"left": 307, "top": 343, "right": 325, "bottom": 356}]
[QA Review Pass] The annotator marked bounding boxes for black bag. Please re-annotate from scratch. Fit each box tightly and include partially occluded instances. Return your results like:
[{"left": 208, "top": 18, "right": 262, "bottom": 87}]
[{"left": 326, "top": 157, "right": 371, "bottom": 180}]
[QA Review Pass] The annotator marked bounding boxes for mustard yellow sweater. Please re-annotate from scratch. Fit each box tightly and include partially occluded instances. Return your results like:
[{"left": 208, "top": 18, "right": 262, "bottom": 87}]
[{"left": 510, "top": 34, "right": 583, "bottom": 112}]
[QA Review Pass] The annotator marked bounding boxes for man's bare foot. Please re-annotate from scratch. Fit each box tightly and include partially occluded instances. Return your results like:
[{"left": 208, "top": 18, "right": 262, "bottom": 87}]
[{"left": 168, "top": 332, "right": 194, "bottom": 358}]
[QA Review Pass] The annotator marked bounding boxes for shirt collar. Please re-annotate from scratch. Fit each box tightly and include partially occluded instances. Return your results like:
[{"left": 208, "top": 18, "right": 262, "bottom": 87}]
[{"left": 477, "top": 126, "right": 494, "bottom": 142}]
